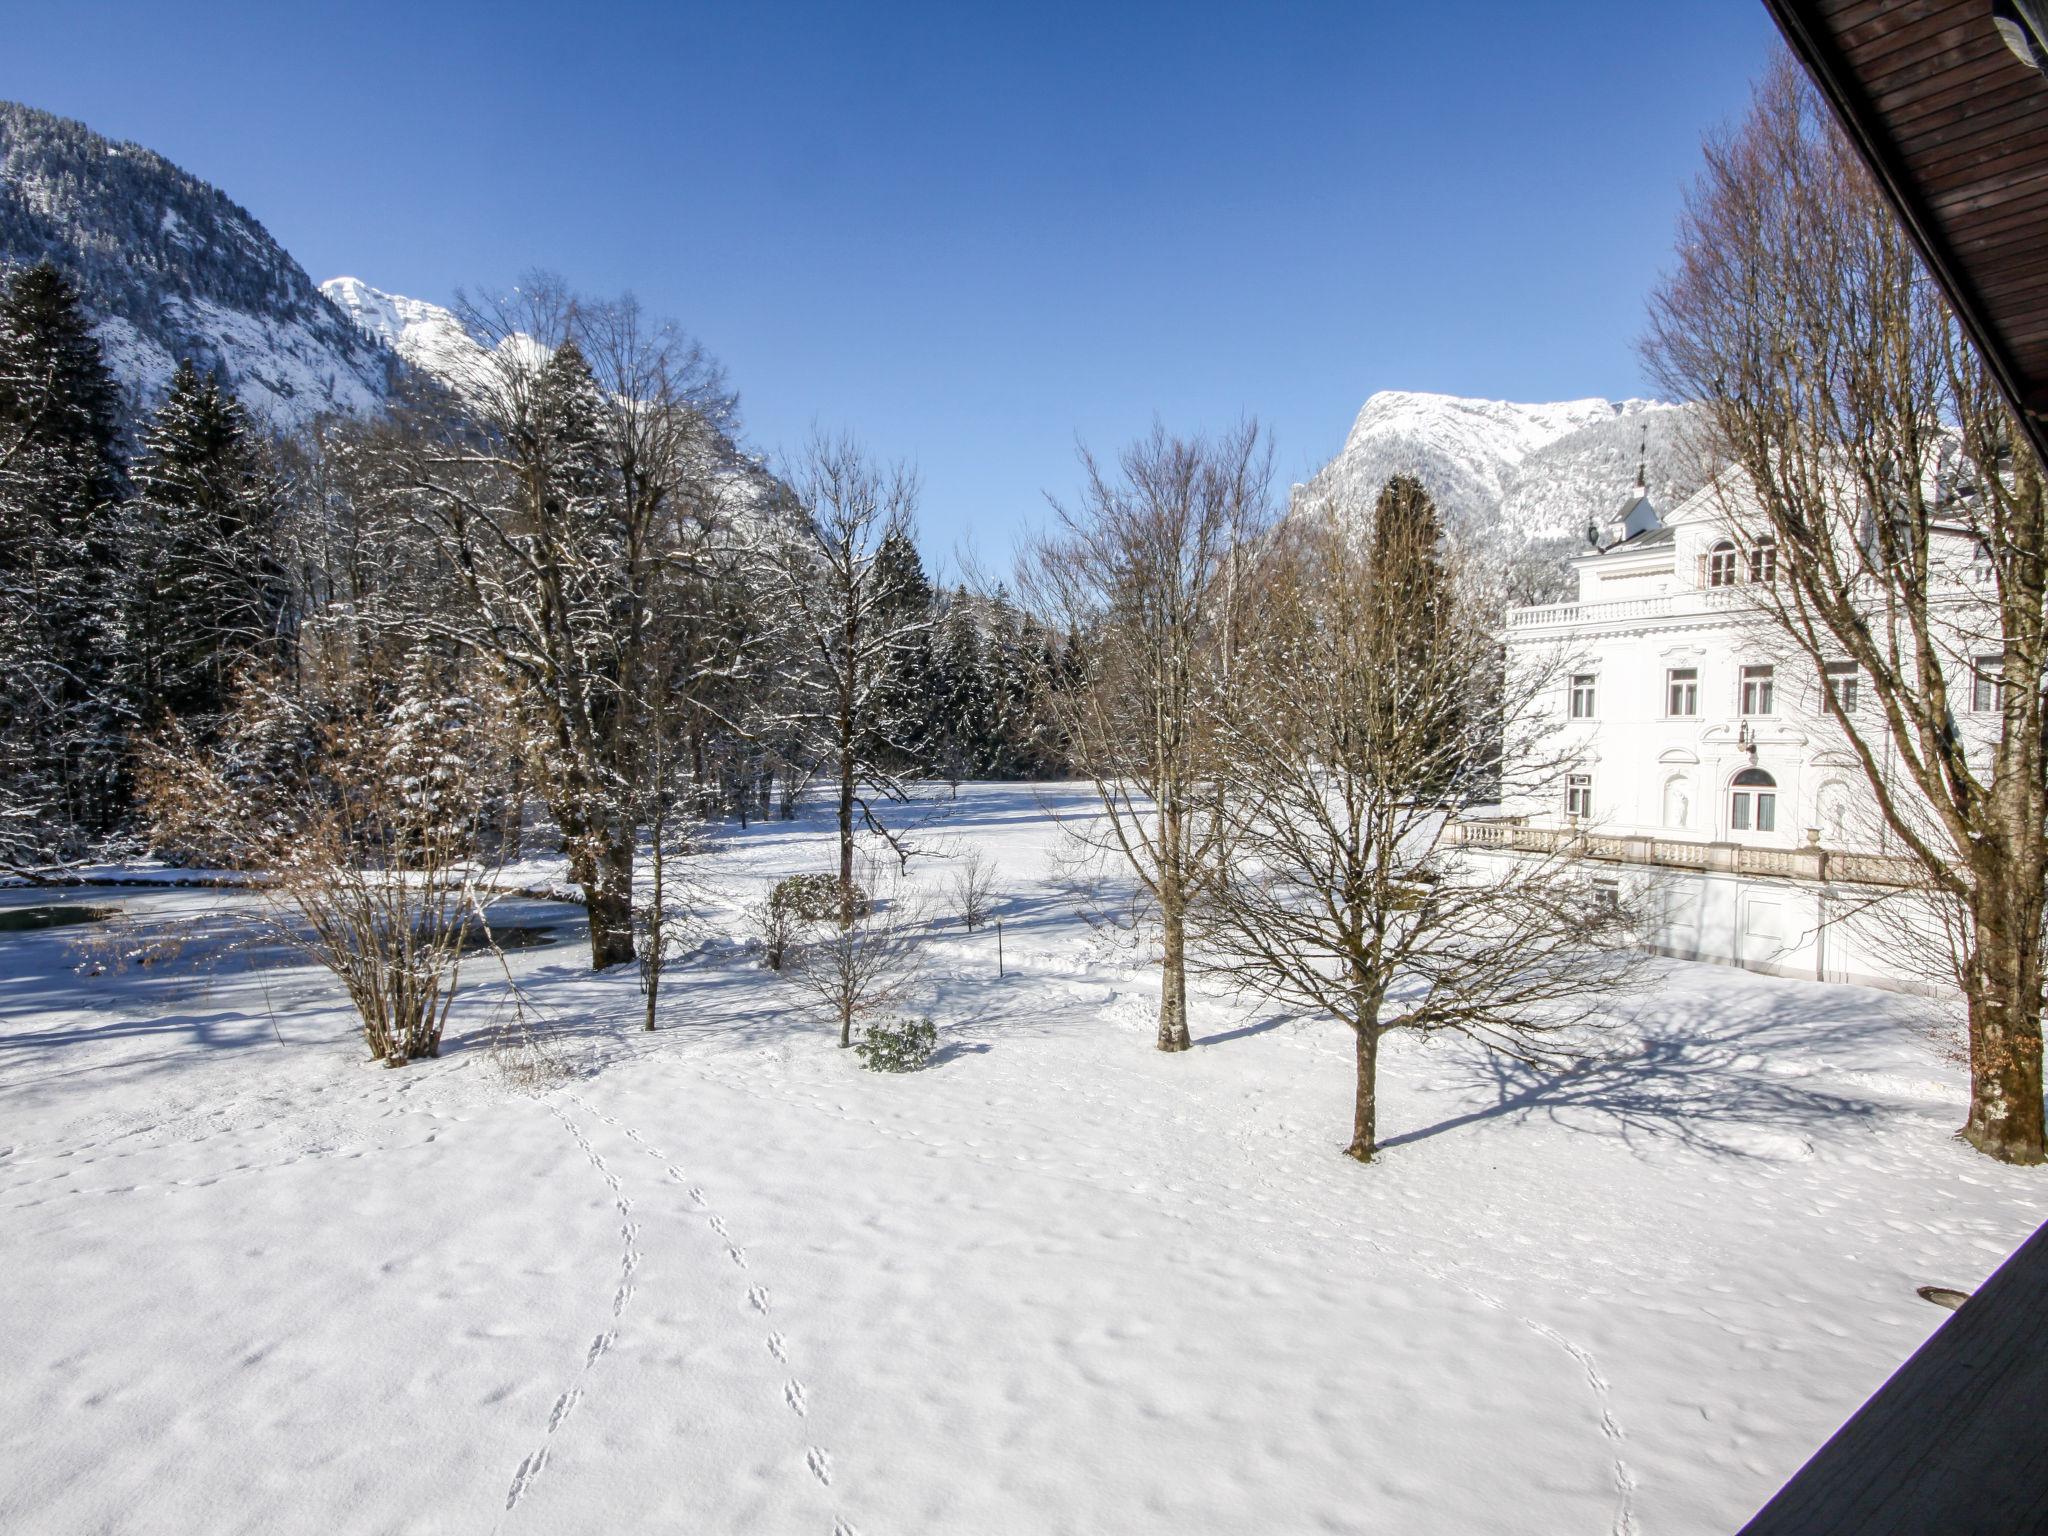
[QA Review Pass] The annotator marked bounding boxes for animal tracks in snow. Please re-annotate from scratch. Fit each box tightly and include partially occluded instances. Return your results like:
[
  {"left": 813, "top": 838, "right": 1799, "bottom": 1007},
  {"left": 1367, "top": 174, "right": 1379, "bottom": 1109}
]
[
  {"left": 501, "top": 1102, "right": 643, "bottom": 1518},
  {"left": 567, "top": 1094, "right": 853, "bottom": 1533}
]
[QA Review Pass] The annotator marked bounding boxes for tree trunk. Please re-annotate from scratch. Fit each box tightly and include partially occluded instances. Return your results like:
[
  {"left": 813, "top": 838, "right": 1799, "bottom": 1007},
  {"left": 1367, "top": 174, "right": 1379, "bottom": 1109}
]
[
  {"left": 586, "top": 827, "right": 638, "bottom": 970},
  {"left": 841, "top": 998, "right": 854, "bottom": 1049},
  {"left": 838, "top": 741, "right": 857, "bottom": 924},
  {"left": 1158, "top": 897, "right": 1191, "bottom": 1052},
  {"left": 1961, "top": 886, "right": 2047, "bottom": 1164},
  {"left": 1346, "top": 1024, "right": 1380, "bottom": 1162}
]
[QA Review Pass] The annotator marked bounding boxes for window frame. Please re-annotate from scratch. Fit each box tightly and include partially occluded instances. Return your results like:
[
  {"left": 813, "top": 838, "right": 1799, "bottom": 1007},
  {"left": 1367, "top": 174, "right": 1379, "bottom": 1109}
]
[
  {"left": 1666, "top": 666, "right": 1699, "bottom": 718},
  {"left": 1740, "top": 663, "right": 1775, "bottom": 717},
  {"left": 1972, "top": 655, "right": 2004, "bottom": 715},
  {"left": 1729, "top": 768, "right": 1778, "bottom": 835},
  {"left": 1748, "top": 537, "right": 1777, "bottom": 584},
  {"left": 1565, "top": 772, "right": 1593, "bottom": 819},
  {"left": 1707, "top": 540, "right": 1739, "bottom": 588},
  {"left": 1824, "top": 660, "right": 1860, "bottom": 713},
  {"left": 1568, "top": 673, "right": 1597, "bottom": 720}
]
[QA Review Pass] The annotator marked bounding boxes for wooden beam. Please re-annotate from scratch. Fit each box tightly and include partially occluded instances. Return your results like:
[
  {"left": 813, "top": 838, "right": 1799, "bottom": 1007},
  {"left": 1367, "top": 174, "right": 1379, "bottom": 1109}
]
[
  {"left": 1737, "top": 1217, "right": 2048, "bottom": 1534},
  {"left": 1763, "top": 0, "right": 2048, "bottom": 470}
]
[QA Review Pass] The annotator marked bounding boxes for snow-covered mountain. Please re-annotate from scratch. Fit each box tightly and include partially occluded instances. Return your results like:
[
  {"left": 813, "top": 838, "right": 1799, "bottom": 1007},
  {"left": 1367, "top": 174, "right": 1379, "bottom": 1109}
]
[
  {"left": 321, "top": 276, "right": 487, "bottom": 383},
  {"left": 1302, "top": 391, "right": 1709, "bottom": 547},
  {"left": 0, "top": 101, "right": 397, "bottom": 430}
]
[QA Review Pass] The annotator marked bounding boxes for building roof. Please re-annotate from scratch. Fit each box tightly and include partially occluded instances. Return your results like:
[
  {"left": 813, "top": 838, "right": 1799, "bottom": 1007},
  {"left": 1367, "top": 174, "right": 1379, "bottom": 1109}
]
[
  {"left": 1765, "top": 1, "right": 2048, "bottom": 468},
  {"left": 1617, "top": 524, "right": 1677, "bottom": 550}
]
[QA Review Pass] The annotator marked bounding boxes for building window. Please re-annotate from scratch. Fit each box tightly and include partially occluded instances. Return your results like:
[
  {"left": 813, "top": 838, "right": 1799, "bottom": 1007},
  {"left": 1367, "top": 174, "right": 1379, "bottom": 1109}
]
[
  {"left": 1971, "top": 543, "right": 1995, "bottom": 584},
  {"left": 1568, "top": 673, "right": 1596, "bottom": 719},
  {"left": 1973, "top": 655, "right": 2004, "bottom": 714},
  {"left": 1707, "top": 540, "right": 1740, "bottom": 587},
  {"left": 1730, "top": 767, "right": 1777, "bottom": 834},
  {"left": 1666, "top": 666, "right": 1698, "bottom": 717},
  {"left": 1740, "top": 664, "right": 1775, "bottom": 716},
  {"left": 1565, "top": 773, "right": 1593, "bottom": 818},
  {"left": 1824, "top": 660, "right": 1860, "bottom": 712},
  {"left": 1748, "top": 537, "right": 1777, "bottom": 584}
]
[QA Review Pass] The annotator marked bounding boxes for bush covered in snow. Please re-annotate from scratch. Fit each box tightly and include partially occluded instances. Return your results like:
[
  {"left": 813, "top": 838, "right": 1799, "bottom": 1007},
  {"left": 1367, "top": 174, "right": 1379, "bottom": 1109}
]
[
  {"left": 855, "top": 1015, "right": 937, "bottom": 1072},
  {"left": 770, "top": 873, "right": 871, "bottom": 924}
]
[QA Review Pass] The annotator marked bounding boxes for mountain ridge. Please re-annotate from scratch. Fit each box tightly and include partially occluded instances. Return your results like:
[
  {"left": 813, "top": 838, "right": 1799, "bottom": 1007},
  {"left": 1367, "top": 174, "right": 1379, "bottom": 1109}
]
[
  {"left": 1309, "top": 391, "right": 1703, "bottom": 530},
  {"left": 0, "top": 100, "right": 396, "bottom": 429}
]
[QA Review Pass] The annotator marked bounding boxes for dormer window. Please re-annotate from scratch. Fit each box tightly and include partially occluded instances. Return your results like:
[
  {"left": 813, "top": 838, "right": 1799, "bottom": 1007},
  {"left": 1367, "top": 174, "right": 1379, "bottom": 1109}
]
[
  {"left": 1707, "top": 540, "right": 1739, "bottom": 587},
  {"left": 1748, "top": 537, "right": 1777, "bottom": 584}
]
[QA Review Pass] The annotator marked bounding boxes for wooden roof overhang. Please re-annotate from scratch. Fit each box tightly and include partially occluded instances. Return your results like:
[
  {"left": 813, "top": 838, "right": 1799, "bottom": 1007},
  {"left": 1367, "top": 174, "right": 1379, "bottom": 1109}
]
[{"left": 1765, "top": 0, "right": 2048, "bottom": 469}]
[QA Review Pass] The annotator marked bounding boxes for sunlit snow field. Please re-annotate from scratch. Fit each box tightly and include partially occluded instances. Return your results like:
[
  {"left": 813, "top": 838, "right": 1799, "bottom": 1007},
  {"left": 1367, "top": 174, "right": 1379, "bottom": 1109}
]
[{"left": 2, "top": 783, "right": 2043, "bottom": 1535}]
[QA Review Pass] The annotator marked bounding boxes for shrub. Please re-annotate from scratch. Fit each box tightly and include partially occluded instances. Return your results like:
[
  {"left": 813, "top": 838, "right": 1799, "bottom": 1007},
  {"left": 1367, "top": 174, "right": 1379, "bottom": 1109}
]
[
  {"left": 757, "top": 897, "right": 798, "bottom": 971},
  {"left": 855, "top": 1015, "right": 938, "bottom": 1072},
  {"left": 948, "top": 847, "right": 996, "bottom": 931},
  {"left": 770, "top": 872, "right": 871, "bottom": 924}
]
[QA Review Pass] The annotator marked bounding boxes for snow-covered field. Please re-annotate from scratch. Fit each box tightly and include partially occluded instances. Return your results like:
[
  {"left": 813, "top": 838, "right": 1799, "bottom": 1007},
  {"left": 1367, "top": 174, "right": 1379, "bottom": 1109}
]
[{"left": 3, "top": 784, "right": 2043, "bottom": 1535}]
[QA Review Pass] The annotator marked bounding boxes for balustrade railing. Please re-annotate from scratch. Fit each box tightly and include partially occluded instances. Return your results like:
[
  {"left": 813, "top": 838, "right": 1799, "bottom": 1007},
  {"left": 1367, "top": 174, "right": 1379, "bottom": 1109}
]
[{"left": 1446, "top": 817, "right": 1921, "bottom": 888}]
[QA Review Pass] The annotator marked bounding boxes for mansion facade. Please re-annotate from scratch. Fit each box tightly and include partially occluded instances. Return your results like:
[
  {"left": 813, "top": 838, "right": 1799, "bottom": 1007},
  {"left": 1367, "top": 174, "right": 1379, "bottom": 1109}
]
[{"left": 1454, "top": 474, "right": 1996, "bottom": 992}]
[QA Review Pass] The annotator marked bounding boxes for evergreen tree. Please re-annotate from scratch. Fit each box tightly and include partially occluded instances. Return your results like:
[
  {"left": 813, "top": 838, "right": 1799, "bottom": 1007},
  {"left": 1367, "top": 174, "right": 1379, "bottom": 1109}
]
[
  {"left": 869, "top": 528, "right": 940, "bottom": 767},
  {"left": 125, "top": 360, "right": 285, "bottom": 733},
  {"left": 0, "top": 261, "right": 129, "bottom": 860},
  {"left": 933, "top": 592, "right": 998, "bottom": 778},
  {"left": 1369, "top": 475, "right": 1460, "bottom": 794}
]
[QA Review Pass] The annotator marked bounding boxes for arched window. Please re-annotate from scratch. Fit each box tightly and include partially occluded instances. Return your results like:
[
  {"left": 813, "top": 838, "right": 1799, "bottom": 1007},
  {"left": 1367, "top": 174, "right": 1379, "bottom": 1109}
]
[
  {"left": 1748, "top": 536, "right": 1777, "bottom": 584},
  {"left": 1707, "top": 540, "right": 1739, "bottom": 587},
  {"left": 1730, "top": 767, "right": 1777, "bottom": 834}
]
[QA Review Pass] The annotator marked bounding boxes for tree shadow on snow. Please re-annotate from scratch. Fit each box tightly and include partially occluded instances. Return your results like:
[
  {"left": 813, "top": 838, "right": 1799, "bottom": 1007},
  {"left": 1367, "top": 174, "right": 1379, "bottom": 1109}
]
[
  {"left": 1195, "top": 1014, "right": 1289, "bottom": 1048},
  {"left": 1380, "top": 982, "right": 1906, "bottom": 1161}
]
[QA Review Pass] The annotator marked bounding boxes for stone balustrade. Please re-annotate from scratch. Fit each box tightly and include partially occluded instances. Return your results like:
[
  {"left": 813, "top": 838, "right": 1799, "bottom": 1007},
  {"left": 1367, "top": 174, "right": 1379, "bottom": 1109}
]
[{"left": 1447, "top": 817, "right": 1922, "bottom": 888}]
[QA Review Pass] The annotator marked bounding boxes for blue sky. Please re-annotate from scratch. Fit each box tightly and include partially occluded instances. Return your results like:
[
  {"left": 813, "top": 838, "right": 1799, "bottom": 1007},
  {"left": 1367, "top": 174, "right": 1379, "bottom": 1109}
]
[{"left": 6, "top": 1, "right": 1779, "bottom": 571}]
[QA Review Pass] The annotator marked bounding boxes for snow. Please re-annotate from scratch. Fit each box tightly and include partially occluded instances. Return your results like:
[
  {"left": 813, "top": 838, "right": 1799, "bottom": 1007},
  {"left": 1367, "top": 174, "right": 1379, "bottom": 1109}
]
[
  {"left": 1303, "top": 390, "right": 1705, "bottom": 546},
  {"left": 92, "top": 297, "right": 389, "bottom": 432},
  {"left": 3, "top": 783, "right": 2043, "bottom": 1533},
  {"left": 321, "top": 275, "right": 489, "bottom": 384}
]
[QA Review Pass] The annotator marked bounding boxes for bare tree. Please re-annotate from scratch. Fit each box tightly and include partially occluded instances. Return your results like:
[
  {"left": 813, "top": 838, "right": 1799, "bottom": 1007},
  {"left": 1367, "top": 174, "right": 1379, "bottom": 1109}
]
[
  {"left": 791, "top": 860, "right": 927, "bottom": 1048},
  {"left": 1023, "top": 420, "right": 1270, "bottom": 1051},
  {"left": 1197, "top": 491, "right": 1639, "bottom": 1161},
  {"left": 948, "top": 845, "right": 997, "bottom": 931},
  {"left": 139, "top": 644, "right": 516, "bottom": 1066},
  {"left": 1644, "top": 54, "right": 2048, "bottom": 1164},
  {"left": 754, "top": 432, "right": 929, "bottom": 919}
]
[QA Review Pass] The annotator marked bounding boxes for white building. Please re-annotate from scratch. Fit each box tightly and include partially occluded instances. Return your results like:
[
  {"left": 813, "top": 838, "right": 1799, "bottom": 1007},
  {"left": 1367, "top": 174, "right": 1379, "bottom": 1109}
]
[{"left": 1454, "top": 472, "right": 1999, "bottom": 992}]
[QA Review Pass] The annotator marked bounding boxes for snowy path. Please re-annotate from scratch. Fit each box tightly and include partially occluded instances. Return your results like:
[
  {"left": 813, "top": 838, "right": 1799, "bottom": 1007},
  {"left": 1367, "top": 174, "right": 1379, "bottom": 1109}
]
[{"left": 2, "top": 783, "right": 2044, "bottom": 1534}]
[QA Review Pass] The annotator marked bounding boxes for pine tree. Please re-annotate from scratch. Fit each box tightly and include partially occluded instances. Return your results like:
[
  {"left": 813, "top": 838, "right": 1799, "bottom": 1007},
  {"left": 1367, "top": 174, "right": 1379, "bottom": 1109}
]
[
  {"left": 932, "top": 593, "right": 997, "bottom": 778},
  {"left": 1370, "top": 475, "right": 1460, "bottom": 795},
  {"left": 0, "top": 261, "right": 129, "bottom": 861},
  {"left": 870, "top": 528, "right": 940, "bottom": 767},
  {"left": 126, "top": 360, "right": 285, "bottom": 733}
]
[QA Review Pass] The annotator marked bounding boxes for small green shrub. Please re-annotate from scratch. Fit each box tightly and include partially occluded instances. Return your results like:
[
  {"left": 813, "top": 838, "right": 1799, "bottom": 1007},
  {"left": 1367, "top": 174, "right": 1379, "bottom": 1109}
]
[
  {"left": 770, "top": 873, "right": 871, "bottom": 924},
  {"left": 855, "top": 1015, "right": 938, "bottom": 1072}
]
